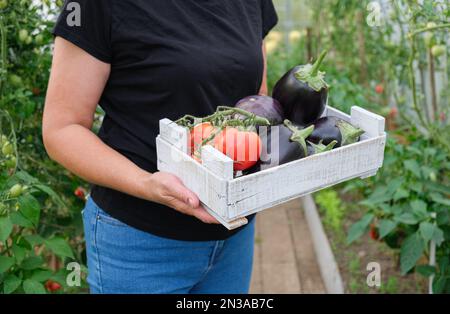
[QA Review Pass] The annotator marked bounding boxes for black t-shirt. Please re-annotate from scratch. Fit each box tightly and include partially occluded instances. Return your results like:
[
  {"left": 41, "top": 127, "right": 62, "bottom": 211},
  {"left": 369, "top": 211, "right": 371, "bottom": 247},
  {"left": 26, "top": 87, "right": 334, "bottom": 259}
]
[{"left": 53, "top": 0, "right": 278, "bottom": 241}]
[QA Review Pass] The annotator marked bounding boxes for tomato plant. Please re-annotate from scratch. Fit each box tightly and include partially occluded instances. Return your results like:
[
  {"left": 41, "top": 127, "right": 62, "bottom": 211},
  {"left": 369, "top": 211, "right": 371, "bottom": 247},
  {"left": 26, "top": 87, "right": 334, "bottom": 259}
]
[{"left": 0, "top": 1, "right": 88, "bottom": 294}]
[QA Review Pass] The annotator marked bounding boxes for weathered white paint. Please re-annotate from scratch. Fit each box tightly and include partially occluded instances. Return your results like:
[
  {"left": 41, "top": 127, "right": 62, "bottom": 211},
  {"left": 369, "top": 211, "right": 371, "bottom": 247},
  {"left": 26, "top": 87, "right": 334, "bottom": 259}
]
[{"left": 156, "top": 105, "right": 387, "bottom": 229}]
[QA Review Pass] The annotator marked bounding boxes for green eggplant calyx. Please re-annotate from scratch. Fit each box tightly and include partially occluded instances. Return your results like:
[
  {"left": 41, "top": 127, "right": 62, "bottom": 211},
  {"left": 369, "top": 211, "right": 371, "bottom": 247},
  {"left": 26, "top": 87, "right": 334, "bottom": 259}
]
[
  {"left": 307, "top": 140, "right": 338, "bottom": 154},
  {"left": 284, "top": 120, "right": 315, "bottom": 156},
  {"left": 337, "top": 120, "right": 365, "bottom": 146},
  {"left": 294, "top": 49, "right": 329, "bottom": 92}
]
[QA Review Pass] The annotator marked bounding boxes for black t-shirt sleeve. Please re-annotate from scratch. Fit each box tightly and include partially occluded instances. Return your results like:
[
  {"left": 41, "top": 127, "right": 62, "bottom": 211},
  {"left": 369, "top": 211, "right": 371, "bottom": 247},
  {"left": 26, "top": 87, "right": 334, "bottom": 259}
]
[
  {"left": 52, "top": 0, "right": 112, "bottom": 63},
  {"left": 261, "top": 0, "right": 279, "bottom": 39}
]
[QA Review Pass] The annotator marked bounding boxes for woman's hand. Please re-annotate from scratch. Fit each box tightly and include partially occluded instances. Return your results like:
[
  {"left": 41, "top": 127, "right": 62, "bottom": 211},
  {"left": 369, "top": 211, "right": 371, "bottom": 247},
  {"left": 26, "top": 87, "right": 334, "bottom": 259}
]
[{"left": 144, "top": 172, "right": 219, "bottom": 224}]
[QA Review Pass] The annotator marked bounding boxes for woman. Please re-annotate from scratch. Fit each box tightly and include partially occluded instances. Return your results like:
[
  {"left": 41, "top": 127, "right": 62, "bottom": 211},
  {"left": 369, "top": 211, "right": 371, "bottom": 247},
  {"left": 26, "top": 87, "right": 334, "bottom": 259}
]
[{"left": 43, "top": 0, "right": 278, "bottom": 294}]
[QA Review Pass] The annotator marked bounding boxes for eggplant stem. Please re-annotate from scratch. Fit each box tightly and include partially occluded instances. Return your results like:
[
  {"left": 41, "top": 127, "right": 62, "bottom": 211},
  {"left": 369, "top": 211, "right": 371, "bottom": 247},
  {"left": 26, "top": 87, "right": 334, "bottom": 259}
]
[
  {"left": 284, "top": 120, "right": 315, "bottom": 156},
  {"left": 308, "top": 140, "right": 338, "bottom": 154},
  {"left": 337, "top": 120, "right": 365, "bottom": 146},
  {"left": 311, "top": 49, "right": 328, "bottom": 76}
]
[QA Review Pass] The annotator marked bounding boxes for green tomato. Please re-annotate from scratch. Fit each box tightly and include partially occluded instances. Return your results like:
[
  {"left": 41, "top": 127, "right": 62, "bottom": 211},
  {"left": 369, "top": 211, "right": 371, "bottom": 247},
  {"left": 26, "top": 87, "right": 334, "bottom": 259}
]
[
  {"left": 25, "top": 36, "right": 32, "bottom": 45},
  {"left": 431, "top": 45, "right": 446, "bottom": 57},
  {"left": 5, "top": 156, "right": 16, "bottom": 169},
  {"left": 35, "top": 34, "right": 44, "bottom": 45},
  {"left": 429, "top": 172, "right": 437, "bottom": 182},
  {"left": 9, "top": 74, "right": 23, "bottom": 87},
  {"left": 0, "top": 0, "right": 8, "bottom": 10},
  {"left": 2, "top": 141, "right": 14, "bottom": 156},
  {"left": 0, "top": 134, "right": 7, "bottom": 146},
  {"left": 9, "top": 184, "right": 23, "bottom": 198},
  {"left": 426, "top": 22, "right": 437, "bottom": 29},
  {"left": 18, "top": 29, "right": 29, "bottom": 43}
]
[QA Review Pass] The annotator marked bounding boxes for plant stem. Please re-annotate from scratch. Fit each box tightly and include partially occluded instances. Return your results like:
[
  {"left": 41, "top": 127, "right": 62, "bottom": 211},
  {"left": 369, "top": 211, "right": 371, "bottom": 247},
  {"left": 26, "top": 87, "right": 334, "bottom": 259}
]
[
  {"left": 0, "top": 16, "right": 7, "bottom": 95},
  {"left": 408, "top": 23, "right": 450, "bottom": 38},
  {"left": 407, "top": 37, "right": 428, "bottom": 129},
  {"left": 311, "top": 49, "right": 328, "bottom": 76}
]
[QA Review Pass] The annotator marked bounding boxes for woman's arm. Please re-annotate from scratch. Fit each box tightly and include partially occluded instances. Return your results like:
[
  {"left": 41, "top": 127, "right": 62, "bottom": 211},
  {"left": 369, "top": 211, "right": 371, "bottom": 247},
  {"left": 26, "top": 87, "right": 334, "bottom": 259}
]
[
  {"left": 43, "top": 37, "right": 218, "bottom": 224},
  {"left": 259, "top": 42, "right": 268, "bottom": 96}
]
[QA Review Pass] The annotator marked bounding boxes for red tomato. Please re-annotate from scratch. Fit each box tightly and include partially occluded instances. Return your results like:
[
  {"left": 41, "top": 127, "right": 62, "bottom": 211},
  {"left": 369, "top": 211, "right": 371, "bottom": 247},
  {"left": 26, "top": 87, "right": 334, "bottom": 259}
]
[
  {"left": 74, "top": 187, "right": 86, "bottom": 200},
  {"left": 389, "top": 107, "right": 398, "bottom": 118},
  {"left": 214, "top": 127, "right": 261, "bottom": 171},
  {"left": 45, "top": 280, "right": 62, "bottom": 292},
  {"left": 375, "top": 84, "right": 384, "bottom": 94},
  {"left": 369, "top": 224, "right": 380, "bottom": 241},
  {"left": 190, "top": 122, "right": 216, "bottom": 155}
]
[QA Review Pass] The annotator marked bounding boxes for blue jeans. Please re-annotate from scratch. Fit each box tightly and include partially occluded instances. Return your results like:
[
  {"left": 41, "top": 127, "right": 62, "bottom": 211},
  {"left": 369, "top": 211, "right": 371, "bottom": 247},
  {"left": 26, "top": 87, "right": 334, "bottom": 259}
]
[{"left": 82, "top": 197, "right": 255, "bottom": 294}]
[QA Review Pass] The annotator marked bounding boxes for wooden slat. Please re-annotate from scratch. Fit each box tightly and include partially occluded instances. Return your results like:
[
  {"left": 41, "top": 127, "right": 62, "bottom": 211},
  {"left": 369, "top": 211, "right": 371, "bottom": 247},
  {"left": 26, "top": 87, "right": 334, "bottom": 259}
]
[
  {"left": 351, "top": 106, "right": 385, "bottom": 138},
  {"left": 159, "top": 118, "right": 189, "bottom": 154},
  {"left": 201, "top": 145, "right": 234, "bottom": 180},
  {"left": 227, "top": 135, "right": 385, "bottom": 218},
  {"left": 156, "top": 136, "right": 228, "bottom": 218}
]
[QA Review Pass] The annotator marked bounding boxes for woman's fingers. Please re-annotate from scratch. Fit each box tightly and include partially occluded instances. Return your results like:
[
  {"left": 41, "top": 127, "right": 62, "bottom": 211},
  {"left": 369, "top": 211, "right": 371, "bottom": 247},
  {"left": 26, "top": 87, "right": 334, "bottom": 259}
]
[
  {"left": 168, "top": 198, "right": 219, "bottom": 224},
  {"left": 190, "top": 206, "right": 220, "bottom": 224},
  {"left": 164, "top": 176, "right": 200, "bottom": 208}
]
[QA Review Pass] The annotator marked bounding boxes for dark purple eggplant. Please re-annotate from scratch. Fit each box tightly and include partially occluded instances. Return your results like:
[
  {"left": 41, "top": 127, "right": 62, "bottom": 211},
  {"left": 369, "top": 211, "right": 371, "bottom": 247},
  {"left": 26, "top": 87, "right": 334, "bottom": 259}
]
[
  {"left": 272, "top": 50, "right": 329, "bottom": 126},
  {"left": 307, "top": 116, "right": 364, "bottom": 147},
  {"left": 235, "top": 95, "right": 284, "bottom": 125},
  {"left": 307, "top": 140, "right": 338, "bottom": 156},
  {"left": 246, "top": 120, "right": 314, "bottom": 173}
]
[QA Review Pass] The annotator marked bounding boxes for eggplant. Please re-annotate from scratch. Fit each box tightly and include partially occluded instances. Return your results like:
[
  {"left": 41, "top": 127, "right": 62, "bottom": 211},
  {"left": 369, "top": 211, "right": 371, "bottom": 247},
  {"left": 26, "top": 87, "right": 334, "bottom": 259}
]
[
  {"left": 307, "top": 116, "right": 365, "bottom": 147},
  {"left": 272, "top": 50, "right": 329, "bottom": 126},
  {"left": 246, "top": 120, "right": 314, "bottom": 173},
  {"left": 307, "top": 140, "right": 338, "bottom": 156},
  {"left": 235, "top": 95, "right": 284, "bottom": 125}
]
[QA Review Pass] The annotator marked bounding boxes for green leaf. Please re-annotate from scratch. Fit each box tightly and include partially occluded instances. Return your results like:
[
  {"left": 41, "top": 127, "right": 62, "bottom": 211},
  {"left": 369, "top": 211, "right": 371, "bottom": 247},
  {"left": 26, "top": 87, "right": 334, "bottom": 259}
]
[
  {"left": 18, "top": 194, "right": 41, "bottom": 226},
  {"left": 430, "top": 193, "right": 450, "bottom": 206},
  {"left": 9, "top": 211, "right": 34, "bottom": 228},
  {"left": 432, "top": 276, "right": 447, "bottom": 294},
  {"left": 24, "top": 234, "right": 45, "bottom": 247},
  {"left": 346, "top": 214, "right": 374, "bottom": 244},
  {"left": 0, "top": 256, "right": 15, "bottom": 273},
  {"left": 426, "top": 182, "right": 450, "bottom": 195},
  {"left": 386, "top": 178, "right": 405, "bottom": 197},
  {"left": 34, "top": 184, "right": 65, "bottom": 208},
  {"left": 30, "top": 270, "right": 53, "bottom": 282},
  {"left": 0, "top": 216, "right": 13, "bottom": 242},
  {"left": 400, "top": 232, "right": 425, "bottom": 275},
  {"left": 378, "top": 219, "right": 397, "bottom": 239},
  {"left": 3, "top": 274, "right": 22, "bottom": 294},
  {"left": 45, "top": 237, "right": 74, "bottom": 259},
  {"left": 419, "top": 221, "right": 434, "bottom": 241},
  {"left": 12, "top": 244, "right": 27, "bottom": 264},
  {"left": 410, "top": 200, "right": 428, "bottom": 219},
  {"left": 431, "top": 227, "right": 444, "bottom": 246},
  {"left": 22, "top": 279, "right": 46, "bottom": 294},
  {"left": 395, "top": 212, "right": 419, "bottom": 225},
  {"left": 393, "top": 188, "right": 409, "bottom": 201},
  {"left": 415, "top": 265, "right": 436, "bottom": 277},
  {"left": 20, "top": 256, "right": 44, "bottom": 270},
  {"left": 404, "top": 160, "right": 422, "bottom": 178},
  {"left": 14, "top": 171, "right": 39, "bottom": 185}
]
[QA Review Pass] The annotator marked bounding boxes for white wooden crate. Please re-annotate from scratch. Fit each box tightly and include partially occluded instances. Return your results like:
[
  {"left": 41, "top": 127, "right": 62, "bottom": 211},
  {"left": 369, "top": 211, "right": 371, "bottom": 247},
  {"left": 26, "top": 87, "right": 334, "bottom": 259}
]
[{"left": 156, "top": 106, "right": 386, "bottom": 230}]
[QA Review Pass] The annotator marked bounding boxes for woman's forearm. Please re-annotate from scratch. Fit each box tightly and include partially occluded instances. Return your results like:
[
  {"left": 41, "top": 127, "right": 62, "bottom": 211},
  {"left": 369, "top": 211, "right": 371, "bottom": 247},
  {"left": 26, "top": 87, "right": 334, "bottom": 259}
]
[{"left": 44, "top": 123, "right": 152, "bottom": 201}]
